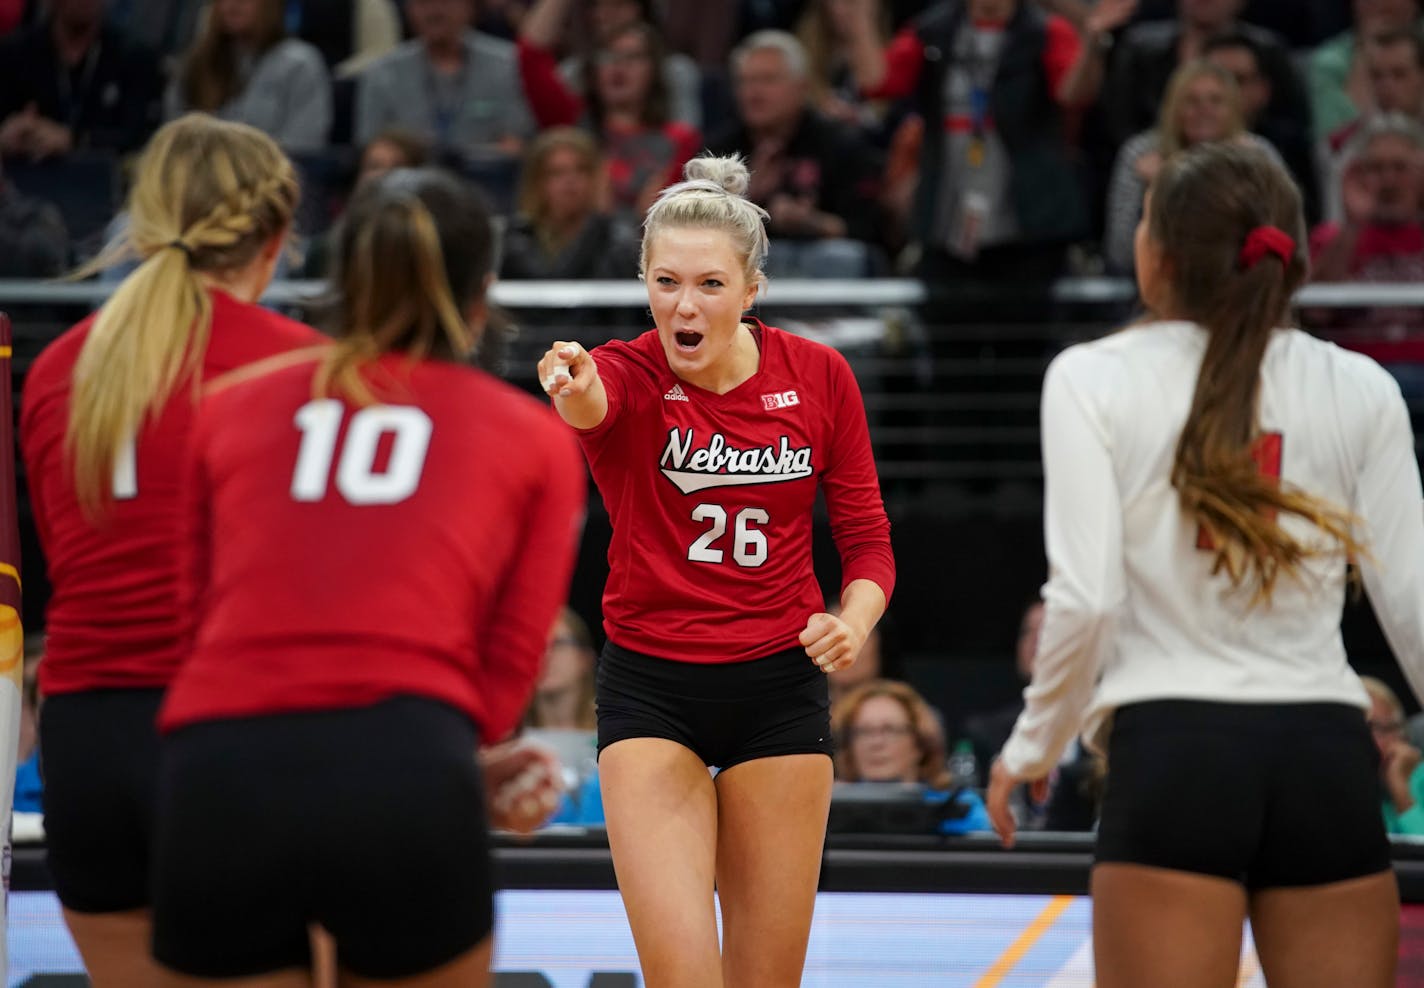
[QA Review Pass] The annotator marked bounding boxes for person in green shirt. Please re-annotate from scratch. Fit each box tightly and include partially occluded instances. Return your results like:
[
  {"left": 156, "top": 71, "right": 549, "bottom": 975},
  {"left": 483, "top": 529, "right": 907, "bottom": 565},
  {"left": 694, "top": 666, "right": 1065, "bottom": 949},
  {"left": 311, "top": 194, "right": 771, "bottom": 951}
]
[
  {"left": 1362, "top": 675, "right": 1424, "bottom": 834},
  {"left": 1309, "top": 0, "right": 1420, "bottom": 138}
]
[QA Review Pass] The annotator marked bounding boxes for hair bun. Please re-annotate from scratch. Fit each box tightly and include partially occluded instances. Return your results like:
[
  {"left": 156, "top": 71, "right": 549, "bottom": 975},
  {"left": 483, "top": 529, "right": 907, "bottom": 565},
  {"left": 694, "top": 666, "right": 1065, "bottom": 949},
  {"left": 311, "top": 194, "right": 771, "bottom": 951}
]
[{"left": 683, "top": 155, "right": 750, "bottom": 197}]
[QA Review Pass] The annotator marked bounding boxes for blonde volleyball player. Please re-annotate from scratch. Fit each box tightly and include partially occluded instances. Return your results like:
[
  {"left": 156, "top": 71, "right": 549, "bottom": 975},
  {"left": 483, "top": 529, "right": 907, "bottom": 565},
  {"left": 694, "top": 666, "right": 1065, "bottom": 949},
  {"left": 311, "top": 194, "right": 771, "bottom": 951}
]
[
  {"left": 20, "top": 115, "right": 320, "bottom": 986},
  {"left": 987, "top": 142, "right": 1424, "bottom": 988},
  {"left": 536, "top": 154, "right": 894, "bottom": 987}
]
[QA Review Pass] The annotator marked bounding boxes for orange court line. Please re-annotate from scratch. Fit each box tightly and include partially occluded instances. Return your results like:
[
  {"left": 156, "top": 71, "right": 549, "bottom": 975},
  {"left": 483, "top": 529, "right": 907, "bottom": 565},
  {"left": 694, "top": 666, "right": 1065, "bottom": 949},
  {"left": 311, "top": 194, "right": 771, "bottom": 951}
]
[
  {"left": 0, "top": 347, "right": 12, "bottom": 358},
  {"left": 0, "top": 563, "right": 19, "bottom": 589},
  {"left": 973, "top": 895, "right": 1075, "bottom": 988}
]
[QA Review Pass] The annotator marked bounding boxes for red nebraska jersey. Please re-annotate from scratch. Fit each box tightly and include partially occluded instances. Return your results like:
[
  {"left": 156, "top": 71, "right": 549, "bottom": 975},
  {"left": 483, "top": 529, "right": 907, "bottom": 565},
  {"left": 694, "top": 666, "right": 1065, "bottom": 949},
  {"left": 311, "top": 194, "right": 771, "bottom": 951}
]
[
  {"left": 21, "top": 290, "right": 323, "bottom": 695},
  {"left": 158, "top": 353, "right": 585, "bottom": 743},
  {"left": 579, "top": 319, "right": 895, "bottom": 663}
]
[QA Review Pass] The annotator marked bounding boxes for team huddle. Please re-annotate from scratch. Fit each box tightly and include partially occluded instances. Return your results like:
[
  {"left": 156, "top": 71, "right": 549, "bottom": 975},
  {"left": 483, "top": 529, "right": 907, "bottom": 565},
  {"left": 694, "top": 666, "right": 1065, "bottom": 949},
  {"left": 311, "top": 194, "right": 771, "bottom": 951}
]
[{"left": 14, "top": 109, "right": 1424, "bottom": 988}]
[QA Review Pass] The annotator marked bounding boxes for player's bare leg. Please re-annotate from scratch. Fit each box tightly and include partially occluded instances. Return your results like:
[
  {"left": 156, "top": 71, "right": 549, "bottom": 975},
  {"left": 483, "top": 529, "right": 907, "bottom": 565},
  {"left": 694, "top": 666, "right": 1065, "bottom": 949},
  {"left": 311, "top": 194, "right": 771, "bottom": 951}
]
[
  {"left": 600, "top": 737, "right": 723, "bottom": 988},
  {"left": 1091, "top": 863, "right": 1246, "bottom": 988},
  {"left": 1249, "top": 871, "right": 1398, "bottom": 988},
  {"left": 61, "top": 908, "right": 166, "bottom": 988},
  {"left": 715, "top": 753, "right": 834, "bottom": 988}
]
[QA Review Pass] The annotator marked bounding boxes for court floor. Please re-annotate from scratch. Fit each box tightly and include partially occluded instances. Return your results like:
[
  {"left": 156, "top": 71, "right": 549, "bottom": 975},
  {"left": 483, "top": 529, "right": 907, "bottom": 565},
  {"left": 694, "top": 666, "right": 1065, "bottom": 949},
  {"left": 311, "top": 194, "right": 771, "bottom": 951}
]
[{"left": 7, "top": 889, "right": 1270, "bottom": 987}]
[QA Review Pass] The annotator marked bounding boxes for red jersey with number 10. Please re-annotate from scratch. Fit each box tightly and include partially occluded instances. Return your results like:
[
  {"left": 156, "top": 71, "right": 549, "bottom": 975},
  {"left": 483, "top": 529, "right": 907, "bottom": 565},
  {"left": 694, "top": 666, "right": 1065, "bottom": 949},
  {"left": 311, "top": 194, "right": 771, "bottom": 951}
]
[
  {"left": 578, "top": 319, "right": 895, "bottom": 663},
  {"left": 21, "top": 290, "right": 323, "bottom": 695},
  {"left": 157, "top": 353, "right": 586, "bottom": 743}
]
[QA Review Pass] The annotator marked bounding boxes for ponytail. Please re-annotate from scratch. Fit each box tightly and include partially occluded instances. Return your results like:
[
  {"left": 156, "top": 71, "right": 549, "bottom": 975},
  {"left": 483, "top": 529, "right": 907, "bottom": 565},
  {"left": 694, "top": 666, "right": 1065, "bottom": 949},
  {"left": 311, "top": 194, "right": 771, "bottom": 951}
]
[
  {"left": 64, "top": 115, "right": 297, "bottom": 515},
  {"left": 320, "top": 168, "right": 495, "bottom": 402},
  {"left": 1151, "top": 143, "right": 1366, "bottom": 600}
]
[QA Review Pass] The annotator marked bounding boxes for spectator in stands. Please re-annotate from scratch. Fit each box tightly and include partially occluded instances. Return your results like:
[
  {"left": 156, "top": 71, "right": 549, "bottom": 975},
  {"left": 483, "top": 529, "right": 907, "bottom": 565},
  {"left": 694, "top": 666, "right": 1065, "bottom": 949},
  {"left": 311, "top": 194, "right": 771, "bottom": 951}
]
[
  {"left": 843, "top": 0, "right": 1132, "bottom": 319},
  {"left": 1102, "top": 0, "right": 1310, "bottom": 158},
  {"left": 353, "top": 128, "right": 432, "bottom": 186},
  {"left": 832, "top": 679, "right": 991, "bottom": 833},
  {"left": 166, "top": 0, "right": 332, "bottom": 151},
  {"left": 500, "top": 126, "right": 639, "bottom": 279},
  {"left": 526, "top": 606, "right": 606, "bottom": 826},
  {"left": 0, "top": 0, "right": 161, "bottom": 157},
  {"left": 1362, "top": 676, "right": 1424, "bottom": 835},
  {"left": 355, "top": 0, "right": 536, "bottom": 156},
  {"left": 1105, "top": 61, "right": 1285, "bottom": 273},
  {"left": 795, "top": 0, "right": 901, "bottom": 141},
  {"left": 299, "top": 128, "right": 431, "bottom": 277},
  {"left": 706, "top": 30, "right": 884, "bottom": 277},
  {"left": 526, "top": 606, "right": 598, "bottom": 730},
  {"left": 556, "top": 0, "right": 703, "bottom": 128},
  {"left": 1310, "top": 114, "right": 1424, "bottom": 344},
  {"left": 1320, "top": 28, "right": 1424, "bottom": 222},
  {"left": 1310, "top": 0, "right": 1421, "bottom": 141},
  {"left": 520, "top": 2, "right": 700, "bottom": 216},
  {"left": 0, "top": 157, "right": 69, "bottom": 275},
  {"left": 1202, "top": 30, "right": 1318, "bottom": 221}
]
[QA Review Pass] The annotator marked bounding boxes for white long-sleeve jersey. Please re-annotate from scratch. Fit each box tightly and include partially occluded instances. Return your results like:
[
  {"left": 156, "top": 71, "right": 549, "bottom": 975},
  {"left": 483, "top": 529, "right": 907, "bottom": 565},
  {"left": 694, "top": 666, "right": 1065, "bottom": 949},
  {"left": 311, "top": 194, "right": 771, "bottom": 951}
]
[{"left": 1000, "top": 320, "right": 1424, "bottom": 778}]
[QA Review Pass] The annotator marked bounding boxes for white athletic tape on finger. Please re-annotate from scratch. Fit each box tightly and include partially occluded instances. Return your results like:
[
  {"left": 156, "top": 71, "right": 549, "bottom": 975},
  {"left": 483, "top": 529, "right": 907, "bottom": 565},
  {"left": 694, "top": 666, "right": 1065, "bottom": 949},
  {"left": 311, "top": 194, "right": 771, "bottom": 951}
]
[{"left": 542, "top": 359, "right": 571, "bottom": 393}]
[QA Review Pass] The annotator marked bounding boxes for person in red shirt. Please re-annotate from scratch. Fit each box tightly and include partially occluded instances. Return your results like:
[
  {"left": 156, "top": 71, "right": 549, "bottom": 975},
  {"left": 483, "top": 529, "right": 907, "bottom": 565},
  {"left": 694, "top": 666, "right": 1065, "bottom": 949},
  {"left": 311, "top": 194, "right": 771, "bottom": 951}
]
[
  {"left": 536, "top": 154, "right": 895, "bottom": 988},
  {"left": 519, "top": 0, "right": 700, "bottom": 218},
  {"left": 1310, "top": 112, "right": 1424, "bottom": 355},
  {"left": 19, "top": 114, "right": 317, "bottom": 987},
  {"left": 150, "top": 167, "right": 585, "bottom": 986}
]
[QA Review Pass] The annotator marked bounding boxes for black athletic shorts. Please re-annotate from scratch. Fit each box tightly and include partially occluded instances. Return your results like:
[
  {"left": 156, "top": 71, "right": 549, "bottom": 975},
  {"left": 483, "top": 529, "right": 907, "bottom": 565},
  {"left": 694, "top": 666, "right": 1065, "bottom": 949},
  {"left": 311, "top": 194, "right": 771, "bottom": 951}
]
[
  {"left": 596, "top": 640, "right": 833, "bottom": 769},
  {"left": 1095, "top": 699, "right": 1392, "bottom": 889},
  {"left": 152, "top": 696, "right": 493, "bottom": 980},
  {"left": 40, "top": 688, "right": 164, "bottom": 913}
]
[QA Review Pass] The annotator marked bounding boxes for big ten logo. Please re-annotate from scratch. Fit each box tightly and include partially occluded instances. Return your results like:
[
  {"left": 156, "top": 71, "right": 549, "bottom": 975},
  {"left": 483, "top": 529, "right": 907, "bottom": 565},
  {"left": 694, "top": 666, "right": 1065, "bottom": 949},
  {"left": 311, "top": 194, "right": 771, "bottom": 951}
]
[
  {"left": 761, "top": 390, "right": 799, "bottom": 411},
  {"left": 496, "top": 975, "right": 638, "bottom": 987}
]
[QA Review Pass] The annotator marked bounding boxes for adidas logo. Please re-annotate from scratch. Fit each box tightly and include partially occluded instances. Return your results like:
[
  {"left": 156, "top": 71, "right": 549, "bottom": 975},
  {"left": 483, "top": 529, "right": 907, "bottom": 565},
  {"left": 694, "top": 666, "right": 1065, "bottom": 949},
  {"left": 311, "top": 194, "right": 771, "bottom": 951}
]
[{"left": 664, "top": 383, "right": 689, "bottom": 402}]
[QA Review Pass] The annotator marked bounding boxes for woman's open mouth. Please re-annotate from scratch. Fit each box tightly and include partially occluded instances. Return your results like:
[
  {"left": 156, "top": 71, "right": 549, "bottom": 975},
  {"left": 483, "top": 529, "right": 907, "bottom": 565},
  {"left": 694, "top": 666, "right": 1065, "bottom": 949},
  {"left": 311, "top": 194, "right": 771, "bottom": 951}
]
[{"left": 674, "top": 330, "right": 704, "bottom": 353}]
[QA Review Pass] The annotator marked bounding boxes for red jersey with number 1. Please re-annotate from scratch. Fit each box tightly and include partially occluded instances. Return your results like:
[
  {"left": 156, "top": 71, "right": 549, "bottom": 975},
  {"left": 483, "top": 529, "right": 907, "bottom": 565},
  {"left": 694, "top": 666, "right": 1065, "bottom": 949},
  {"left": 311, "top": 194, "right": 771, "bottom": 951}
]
[
  {"left": 21, "top": 290, "right": 323, "bottom": 695},
  {"left": 157, "top": 353, "right": 586, "bottom": 743},
  {"left": 579, "top": 319, "right": 895, "bottom": 663}
]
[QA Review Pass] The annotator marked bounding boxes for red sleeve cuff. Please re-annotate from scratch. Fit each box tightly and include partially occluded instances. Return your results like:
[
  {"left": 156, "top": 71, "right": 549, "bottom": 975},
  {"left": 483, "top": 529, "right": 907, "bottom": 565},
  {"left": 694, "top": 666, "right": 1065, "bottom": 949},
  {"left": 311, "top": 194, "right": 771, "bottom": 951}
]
[{"left": 844, "top": 548, "right": 896, "bottom": 605}]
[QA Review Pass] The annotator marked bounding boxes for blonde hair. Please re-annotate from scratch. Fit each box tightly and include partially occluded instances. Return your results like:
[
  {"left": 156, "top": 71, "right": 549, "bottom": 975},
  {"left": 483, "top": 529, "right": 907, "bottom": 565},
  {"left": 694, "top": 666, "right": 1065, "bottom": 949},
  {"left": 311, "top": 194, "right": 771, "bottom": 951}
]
[
  {"left": 1157, "top": 60, "right": 1245, "bottom": 157},
  {"left": 319, "top": 168, "right": 494, "bottom": 405},
  {"left": 831, "top": 679, "right": 950, "bottom": 789},
  {"left": 68, "top": 114, "right": 297, "bottom": 514},
  {"left": 640, "top": 154, "right": 770, "bottom": 287}
]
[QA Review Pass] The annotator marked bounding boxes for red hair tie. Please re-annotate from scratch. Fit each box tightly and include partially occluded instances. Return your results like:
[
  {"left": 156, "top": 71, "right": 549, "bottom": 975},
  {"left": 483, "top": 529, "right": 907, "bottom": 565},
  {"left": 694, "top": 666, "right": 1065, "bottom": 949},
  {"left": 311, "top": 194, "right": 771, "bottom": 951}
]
[{"left": 1239, "top": 226, "right": 1295, "bottom": 269}]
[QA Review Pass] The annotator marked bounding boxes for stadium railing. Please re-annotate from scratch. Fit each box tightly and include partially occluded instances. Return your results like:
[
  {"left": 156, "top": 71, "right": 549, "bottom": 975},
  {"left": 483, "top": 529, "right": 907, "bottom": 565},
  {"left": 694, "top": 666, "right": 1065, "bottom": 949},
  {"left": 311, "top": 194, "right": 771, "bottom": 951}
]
[{"left": 3, "top": 276, "right": 1420, "bottom": 492}]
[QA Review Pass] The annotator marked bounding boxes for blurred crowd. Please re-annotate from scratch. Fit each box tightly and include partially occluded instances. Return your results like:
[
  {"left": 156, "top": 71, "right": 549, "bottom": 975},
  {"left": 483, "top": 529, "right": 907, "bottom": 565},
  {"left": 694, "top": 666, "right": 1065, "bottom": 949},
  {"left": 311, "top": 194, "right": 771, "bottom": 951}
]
[{"left": 0, "top": 0, "right": 1422, "bottom": 329}]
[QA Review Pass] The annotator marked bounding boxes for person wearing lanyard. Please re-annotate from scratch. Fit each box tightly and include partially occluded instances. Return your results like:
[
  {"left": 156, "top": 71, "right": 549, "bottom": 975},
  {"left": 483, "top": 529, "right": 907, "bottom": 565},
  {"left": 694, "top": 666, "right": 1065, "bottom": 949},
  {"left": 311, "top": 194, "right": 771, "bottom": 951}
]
[
  {"left": 0, "top": 0, "right": 162, "bottom": 157},
  {"left": 834, "top": 0, "right": 1131, "bottom": 289}
]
